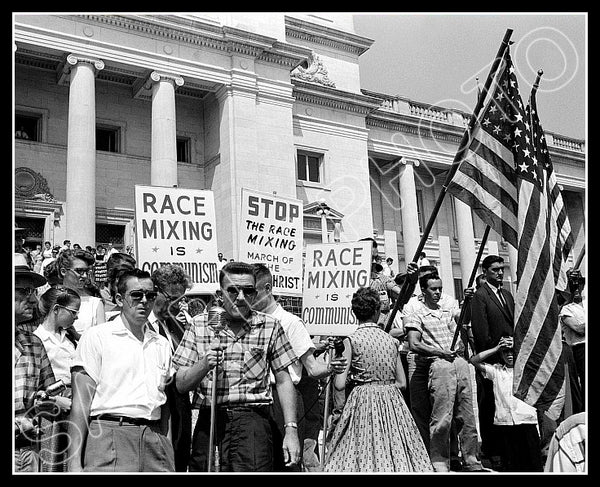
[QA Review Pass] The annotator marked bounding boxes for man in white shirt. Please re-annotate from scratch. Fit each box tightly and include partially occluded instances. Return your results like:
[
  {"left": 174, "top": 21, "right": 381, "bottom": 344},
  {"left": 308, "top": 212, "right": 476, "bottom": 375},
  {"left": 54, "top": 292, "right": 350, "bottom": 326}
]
[
  {"left": 251, "top": 263, "right": 346, "bottom": 471},
  {"left": 67, "top": 268, "right": 175, "bottom": 472}
]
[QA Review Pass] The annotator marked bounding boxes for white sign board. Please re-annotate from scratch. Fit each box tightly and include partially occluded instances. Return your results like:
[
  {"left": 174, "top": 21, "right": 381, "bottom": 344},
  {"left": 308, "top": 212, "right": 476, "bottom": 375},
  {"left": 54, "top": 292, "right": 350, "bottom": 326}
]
[
  {"left": 134, "top": 185, "right": 220, "bottom": 294},
  {"left": 302, "top": 241, "right": 372, "bottom": 336},
  {"left": 239, "top": 188, "right": 303, "bottom": 296}
]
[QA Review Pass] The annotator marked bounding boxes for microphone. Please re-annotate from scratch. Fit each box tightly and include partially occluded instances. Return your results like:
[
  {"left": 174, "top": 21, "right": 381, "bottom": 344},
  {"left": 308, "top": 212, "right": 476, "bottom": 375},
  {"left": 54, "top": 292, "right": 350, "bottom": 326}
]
[{"left": 207, "top": 305, "right": 227, "bottom": 340}]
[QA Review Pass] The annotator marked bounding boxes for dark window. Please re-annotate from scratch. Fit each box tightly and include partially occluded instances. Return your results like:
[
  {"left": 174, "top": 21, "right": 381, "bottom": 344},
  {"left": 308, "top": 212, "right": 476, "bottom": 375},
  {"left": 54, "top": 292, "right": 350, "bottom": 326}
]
[
  {"left": 15, "top": 217, "right": 45, "bottom": 247},
  {"left": 416, "top": 189, "right": 425, "bottom": 233},
  {"left": 96, "top": 126, "right": 120, "bottom": 153},
  {"left": 297, "top": 152, "right": 321, "bottom": 183},
  {"left": 177, "top": 137, "right": 191, "bottom": 163},
  {"left": 15, "top": 114, "right": 41, "bottom": 142},
  {"left": 454, "top": 278, "right": 464, "bottom": 303},
  {"left": 96, "top": 223, "right": 125, "bottom": 247}
]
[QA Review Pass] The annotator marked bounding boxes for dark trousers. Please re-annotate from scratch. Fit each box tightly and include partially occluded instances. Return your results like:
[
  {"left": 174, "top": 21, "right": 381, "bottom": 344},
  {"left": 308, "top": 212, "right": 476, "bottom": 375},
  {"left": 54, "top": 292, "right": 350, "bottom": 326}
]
[
  {"left": 271, "top": 387, "right": 305, "bottom": 472},
  {"left": 296, "top": 371, "right": 322, "bottom": 441},
  {"left": 572, "top": 343, "right": 585, "bottom": 409},
  {"left": 476, "top": 370, "right": 502, "bottom": 459},
  {"left": 190, "top": 406, "right": 274, "bottom": 472},
  {"left": 497, "top": 424, "right": 542, "bottom": 472},
  {"left": 165, "top": 382, "right": 192, "bottom": 472}
]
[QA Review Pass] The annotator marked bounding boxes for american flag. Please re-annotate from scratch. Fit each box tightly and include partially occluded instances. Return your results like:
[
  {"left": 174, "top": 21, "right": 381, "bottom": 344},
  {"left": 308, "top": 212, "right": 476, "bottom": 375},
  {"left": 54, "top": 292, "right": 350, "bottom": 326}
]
[
  {"left": 447, "top": 50, "right": 519, "bottom": 248},
  {"left": 447, "top": 47, "right": 573, "bottom": 418},
  {"left": 512, "top": 81, "right": 574, "bottom": 419}
]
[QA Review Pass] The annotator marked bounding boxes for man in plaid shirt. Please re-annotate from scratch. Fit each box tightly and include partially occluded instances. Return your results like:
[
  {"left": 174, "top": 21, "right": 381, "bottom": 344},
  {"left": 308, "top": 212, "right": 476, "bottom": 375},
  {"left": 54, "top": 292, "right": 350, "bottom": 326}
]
[
  {"left": 14, "top": 253, "right": 59, "bottom": 472},
  {"left": 403, "top": 272, "right": 484, "bottom": 473},
  {"left": 173, "top": 262, "right": 301, "bottom": 472}
]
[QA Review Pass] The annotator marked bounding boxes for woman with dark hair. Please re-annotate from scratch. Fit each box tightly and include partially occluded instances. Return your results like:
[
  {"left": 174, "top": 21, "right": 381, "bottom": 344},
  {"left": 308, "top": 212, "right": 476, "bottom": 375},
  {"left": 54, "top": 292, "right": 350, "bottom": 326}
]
[
  {"left": 57, "top": 249, "right": 105, "bottom": 334},
  {"left": 34, "top": 286, "right": 81, "bottom": 471},
  {"left": 323, "top": 287, "right": 432, "bottom": 472}
]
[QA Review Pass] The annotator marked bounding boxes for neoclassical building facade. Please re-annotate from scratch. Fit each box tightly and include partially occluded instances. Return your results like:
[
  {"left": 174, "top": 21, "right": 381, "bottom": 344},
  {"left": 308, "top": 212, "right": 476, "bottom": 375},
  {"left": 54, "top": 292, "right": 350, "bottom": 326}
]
[{"left": 14, "top": 13, "right": 585, "bottom": 299}]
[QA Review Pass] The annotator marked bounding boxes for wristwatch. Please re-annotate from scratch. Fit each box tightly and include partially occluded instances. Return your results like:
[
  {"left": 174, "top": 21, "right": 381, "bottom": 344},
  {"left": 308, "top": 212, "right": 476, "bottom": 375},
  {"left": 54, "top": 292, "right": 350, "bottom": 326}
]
[{"left": 284, "top": 422, "right": 298, "bottom": 429}]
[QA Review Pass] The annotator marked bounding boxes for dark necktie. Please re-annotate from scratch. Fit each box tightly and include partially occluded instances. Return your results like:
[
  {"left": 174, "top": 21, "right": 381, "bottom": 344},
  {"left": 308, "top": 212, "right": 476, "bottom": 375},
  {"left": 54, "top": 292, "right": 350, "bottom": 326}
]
[{"left": 497, "top": 288, "right": 508, "bottom": 311}]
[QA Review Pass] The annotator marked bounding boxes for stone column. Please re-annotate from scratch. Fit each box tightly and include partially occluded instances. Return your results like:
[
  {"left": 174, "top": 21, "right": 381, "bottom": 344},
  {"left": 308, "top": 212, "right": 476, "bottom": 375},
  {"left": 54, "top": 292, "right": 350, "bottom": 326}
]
[
  {"left": 438, "top": 235, "right": 455, "bottom": 299},
  {"left": 454, "top": 197, "right": 477, "bottom": 289},
  {"left": 150, "top": 71, "right": 184, "bottom": 187},
  {"left": 398, "top": 158, "right": 421, "bottom": 265},
  {"left": 65, "top": 54, "right": 104, "bottom": 247}
]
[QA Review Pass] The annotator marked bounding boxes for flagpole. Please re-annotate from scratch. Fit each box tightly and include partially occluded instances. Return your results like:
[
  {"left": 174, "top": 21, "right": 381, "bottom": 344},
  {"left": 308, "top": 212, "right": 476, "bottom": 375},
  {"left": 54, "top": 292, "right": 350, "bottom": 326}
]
[
  {"left": 385, "top": 28, "right": 514, "bottom": 332},
  {"left": 450, "top": 224, "right": 491, "bottom": 352},
  {"left": 573, "top": 245, "right": 585, "bottom": 270}
]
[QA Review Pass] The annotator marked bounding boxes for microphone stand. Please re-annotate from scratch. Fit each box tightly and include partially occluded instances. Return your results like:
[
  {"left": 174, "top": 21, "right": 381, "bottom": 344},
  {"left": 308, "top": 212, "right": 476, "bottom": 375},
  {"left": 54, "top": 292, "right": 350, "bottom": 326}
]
[{"left": 208, "top": 339, "right": 219, "bottom": 472}]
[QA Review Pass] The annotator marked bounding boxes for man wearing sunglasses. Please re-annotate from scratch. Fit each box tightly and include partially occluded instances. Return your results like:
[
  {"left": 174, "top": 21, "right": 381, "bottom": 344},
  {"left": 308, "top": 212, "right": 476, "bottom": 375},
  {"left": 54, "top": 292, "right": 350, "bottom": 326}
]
[
  {"left": 173, "top": 261, "right": 301, "bottom": 472},
  {"left": 67, "top": 268, "right": 175, "bottom": 472},
  {"left": 14, "top": 253, "right": 59, "bottom": 472}
]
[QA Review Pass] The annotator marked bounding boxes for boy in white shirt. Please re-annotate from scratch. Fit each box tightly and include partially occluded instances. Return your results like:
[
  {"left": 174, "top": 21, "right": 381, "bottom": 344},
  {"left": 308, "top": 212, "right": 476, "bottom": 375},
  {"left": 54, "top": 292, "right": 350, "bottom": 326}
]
[{"left": 470, "top": 336, "right": 543, "bottom": 472}]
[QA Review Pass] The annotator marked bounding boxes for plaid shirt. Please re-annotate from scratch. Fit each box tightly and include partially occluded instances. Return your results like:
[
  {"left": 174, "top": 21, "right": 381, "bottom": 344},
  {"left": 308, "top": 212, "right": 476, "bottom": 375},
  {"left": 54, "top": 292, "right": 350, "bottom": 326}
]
[
  {"left": 14, "top": 329, "right": 56, "bottom": 418},
  {"left": 172, "top": 310, "right": 297, "bottom": 408},
  {"left": 403, "top": 296, "right": 460, "bottom": 353}
]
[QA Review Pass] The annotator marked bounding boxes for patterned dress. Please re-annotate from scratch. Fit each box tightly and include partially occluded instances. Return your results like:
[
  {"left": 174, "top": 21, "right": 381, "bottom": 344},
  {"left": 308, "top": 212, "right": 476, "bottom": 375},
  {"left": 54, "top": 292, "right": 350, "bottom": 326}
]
[{"left": 324, "top": 323, "right": 433, "bottom": 472}]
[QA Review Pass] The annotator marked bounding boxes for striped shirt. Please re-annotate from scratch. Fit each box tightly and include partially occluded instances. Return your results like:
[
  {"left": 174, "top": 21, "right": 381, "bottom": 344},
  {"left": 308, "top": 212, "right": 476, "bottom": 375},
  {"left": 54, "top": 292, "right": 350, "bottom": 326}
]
[
  {"left": 172, "top": 310, "right": 297, "bottom": 408},
  {"left": 403, "top": 297, "right": 460, "bottom": 353},
  {"left": 14, "top": 329, "right": 56, "bottom": 418}
]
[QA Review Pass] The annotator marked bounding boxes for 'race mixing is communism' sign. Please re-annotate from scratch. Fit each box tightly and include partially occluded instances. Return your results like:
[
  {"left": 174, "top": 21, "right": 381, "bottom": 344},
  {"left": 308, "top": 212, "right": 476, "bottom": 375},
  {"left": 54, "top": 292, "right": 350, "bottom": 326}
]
[{"left": 134, "top": 185, "right": 220, "bottom": 294}]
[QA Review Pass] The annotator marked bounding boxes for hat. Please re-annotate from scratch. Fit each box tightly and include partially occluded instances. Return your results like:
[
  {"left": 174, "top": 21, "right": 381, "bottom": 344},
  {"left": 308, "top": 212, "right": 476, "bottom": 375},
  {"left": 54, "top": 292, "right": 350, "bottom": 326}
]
[{"left": 14, "top": 253, "right": 47, "bottom": 287}]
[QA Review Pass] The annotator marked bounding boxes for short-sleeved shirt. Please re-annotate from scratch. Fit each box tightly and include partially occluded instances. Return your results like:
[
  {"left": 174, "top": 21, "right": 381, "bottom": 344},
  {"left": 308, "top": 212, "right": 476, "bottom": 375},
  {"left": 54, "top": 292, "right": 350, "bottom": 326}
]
[
  {"left": 269, "top": 303, "right": 314, "bottom": 385},
  {"left": 559, "top": 301, "right": 586, "bottom": 347},
  {"left": 71, "top": 315, "right": 173, "bottom": 420},
  {"left": 72, "top": 296, "right": 104, "bottom": 335},
  {"left": 33, "top": 325, "right": 76, "bottom": 385},
  {"left": 15, "top": 329, "right": 56, "bottom": 417},
  {"left": 172, "top": 310, "right": 297, "bottom": 408},
  {"left": 480, "top": 363, "right": 538, "bottom": 426},
  {"left": 403, "top": 296, "right": 460, "bottom": 353}
]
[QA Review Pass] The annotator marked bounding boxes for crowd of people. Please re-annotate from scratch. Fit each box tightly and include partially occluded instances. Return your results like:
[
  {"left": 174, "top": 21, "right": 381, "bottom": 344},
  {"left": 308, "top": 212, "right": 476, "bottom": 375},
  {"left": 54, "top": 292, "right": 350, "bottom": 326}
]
[{"left": 14, "top": 234, "right": 586, "bottom": 473}]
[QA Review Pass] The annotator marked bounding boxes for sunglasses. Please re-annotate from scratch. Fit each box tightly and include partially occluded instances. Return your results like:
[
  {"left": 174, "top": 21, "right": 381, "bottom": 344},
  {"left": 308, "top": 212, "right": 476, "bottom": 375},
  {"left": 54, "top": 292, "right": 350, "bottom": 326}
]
[
  {"left": 68, "top": 267, "right": 91, "bottom": 276},
  {"left": 57, "top": 304, "right": 79, "bottom": 319},
  {"left": 127, "top": 289, "right": 159, "bottom": 302},
  {"left": 225, "top": 286, "right": 258, "bottom": 299},
  {"left": 16, "top": 287, "right": 36, "bottom": 297}
]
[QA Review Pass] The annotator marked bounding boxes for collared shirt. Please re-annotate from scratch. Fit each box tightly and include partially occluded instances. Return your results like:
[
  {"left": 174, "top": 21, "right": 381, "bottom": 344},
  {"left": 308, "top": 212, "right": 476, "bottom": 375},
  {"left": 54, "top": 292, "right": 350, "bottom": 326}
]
[
  {"left": 147, "top": 310, "right": 176, "bottom": 354},
  {"left": 403, "top": 295, "right": 460, "bottom": 352},
  {"left": 172, "top": 310, "right": 297, "bottom": 408},
  {"left": 480, "top": 363, "right": 538, "bottom": 426},
  {"left": 72, "top": 296, "right": 103, "bottom": 335},
  {"left": 485, "top": 281, "right": 508, "bottom": 309},
  {"left": 71, "top": 315, "right": 173, "bottom": 420},
  {"left": 14, "top": 329, "right": 56, "bottom": 417},
  {"left": 33, "top": 325, "right": 76, "bottom": 385},
  {"left": 269, "top": 303, "right": 314, "bottom": 385}
]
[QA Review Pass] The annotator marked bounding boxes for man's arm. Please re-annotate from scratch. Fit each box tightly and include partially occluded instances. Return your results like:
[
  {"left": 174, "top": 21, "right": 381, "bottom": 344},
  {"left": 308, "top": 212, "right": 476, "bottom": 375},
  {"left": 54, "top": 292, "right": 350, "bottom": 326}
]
[
  {"left": 66, "top": 366, "right": 97, "bottom": 472},
  {"left": 273, "top": 368, "right": 301, "bottom": 467},
  {"left": 175, "top": 347, "right": 221, "bottom": 393},
  {"left": 301, "top": 349, "right": 347, "bottom": 380},
  {"left": 406, "top": 329, "right": 456, "bottom": 362},
  {"left": 561, "top": 315, "right": 585, "bottom": 335}
]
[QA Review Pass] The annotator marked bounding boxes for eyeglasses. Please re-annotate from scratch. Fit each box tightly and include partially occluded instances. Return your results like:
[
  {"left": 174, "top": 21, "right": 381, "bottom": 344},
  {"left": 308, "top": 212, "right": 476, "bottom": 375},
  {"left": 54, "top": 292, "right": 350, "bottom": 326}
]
[
  {"left": 488, "top": 267, "right": 504, "bottom": 273},
  {"left": 127, "top": 289, "right": 159, "bottom": 302},
  {"left": 16, "top": 287, "right": 36, "bottom": 297},
  {"left": 225, "top": 286, "right": 258, "bottom": 299},
  {"left": 57, "top": 305, "right": 79, "bottom": 319},
  {"left": 68, "top": 267, "right": 91, "bottom": 277}
]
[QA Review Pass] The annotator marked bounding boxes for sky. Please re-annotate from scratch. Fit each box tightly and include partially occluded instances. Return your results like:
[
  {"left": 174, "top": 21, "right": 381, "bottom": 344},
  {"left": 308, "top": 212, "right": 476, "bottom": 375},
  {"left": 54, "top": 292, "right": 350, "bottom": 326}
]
[{"left": 353, "top": 13, "right": 586, "bottom": 140}]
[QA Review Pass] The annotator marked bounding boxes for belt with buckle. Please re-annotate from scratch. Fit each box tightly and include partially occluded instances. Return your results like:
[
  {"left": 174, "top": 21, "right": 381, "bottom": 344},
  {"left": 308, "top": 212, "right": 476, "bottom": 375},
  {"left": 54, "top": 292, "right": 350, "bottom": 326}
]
[{"left": 91, "top": 414, "right": 159, "bottom": 426}]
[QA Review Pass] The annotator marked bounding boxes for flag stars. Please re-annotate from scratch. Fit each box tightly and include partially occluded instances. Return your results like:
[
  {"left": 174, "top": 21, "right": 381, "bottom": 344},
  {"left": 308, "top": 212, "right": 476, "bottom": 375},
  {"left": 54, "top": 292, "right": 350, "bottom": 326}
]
[
  {"left": 519, "top": 162, "right": 529, "bottom": 172},
  {"left": 532, "top": 155, "right": 538, "bottom": 166},
  {"left": 522, "top": 147, "right": 531, "bottom": 158},
  {"left": 493, "top": 125, "right": 501, "bottom": 134},
  {"left": 482, "top": 118, "right": 491, "bottom": 126},
  {"left": 514, "top": 127, "right": 522, "bottom": 137}
]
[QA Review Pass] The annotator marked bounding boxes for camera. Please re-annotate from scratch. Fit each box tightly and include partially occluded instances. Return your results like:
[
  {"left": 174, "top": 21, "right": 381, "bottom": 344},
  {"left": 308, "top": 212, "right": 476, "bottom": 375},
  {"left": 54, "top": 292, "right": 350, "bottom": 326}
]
[
  {"left": 332, "top": 337, "right": 345, "bottom": 358},
  {"left": 37, "top": 379, "right": 67, "bottom": 401}
]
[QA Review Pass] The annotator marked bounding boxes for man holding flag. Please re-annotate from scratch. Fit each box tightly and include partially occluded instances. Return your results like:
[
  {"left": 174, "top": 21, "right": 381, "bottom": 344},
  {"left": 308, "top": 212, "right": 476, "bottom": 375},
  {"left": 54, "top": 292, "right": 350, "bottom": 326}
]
[{"left": 446, "top": 41, "right": 574, "bottom": 430}]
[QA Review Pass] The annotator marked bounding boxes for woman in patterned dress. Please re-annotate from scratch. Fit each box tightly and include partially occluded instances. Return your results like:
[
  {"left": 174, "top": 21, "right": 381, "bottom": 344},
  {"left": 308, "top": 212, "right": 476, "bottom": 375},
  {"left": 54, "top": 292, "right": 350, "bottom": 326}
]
[{"left": 324, "top": 287, "right": 433, "bottom": 472}]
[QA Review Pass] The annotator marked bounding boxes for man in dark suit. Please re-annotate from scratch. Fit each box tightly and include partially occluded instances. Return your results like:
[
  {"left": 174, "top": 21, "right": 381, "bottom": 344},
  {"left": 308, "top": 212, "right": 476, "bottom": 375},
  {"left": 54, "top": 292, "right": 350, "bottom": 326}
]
[{"left": 470, "top": 254, "right": 514, "bottom": 471}]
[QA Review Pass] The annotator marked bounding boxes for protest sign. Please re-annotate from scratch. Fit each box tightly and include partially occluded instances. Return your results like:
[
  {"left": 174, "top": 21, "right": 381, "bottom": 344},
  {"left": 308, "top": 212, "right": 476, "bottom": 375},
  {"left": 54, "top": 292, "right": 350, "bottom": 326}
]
[
  {"left": 239, "top": 188, "right": 303, "bottom": 296},
  {"left": 134, "top": 185, "right": 219, "bottom": 294},
  {"left": 302, "top": 241, "right": 372, "bottom": 336}
]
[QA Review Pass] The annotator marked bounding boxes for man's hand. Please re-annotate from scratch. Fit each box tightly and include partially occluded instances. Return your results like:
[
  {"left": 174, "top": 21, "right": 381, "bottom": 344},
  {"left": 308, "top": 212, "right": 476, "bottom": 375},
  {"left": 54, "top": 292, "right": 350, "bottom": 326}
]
[
  {"left": 282, "top": 427, "right": 301, "bottom": 467},
  {"left": 203, "top": 346, "right": 223, "bottom": 370},
  {"left": 463, "top": 287, "right": 476, "bottom": 300},
  {"left": 407, "top": 262, "right": 419, "bottom": 284},
  {"left": 438, "top": 349, "right": 457, "bottom": 362},
  {"left": 328, "top": 357, "right": 347, "bottom": 374},
  {"left": 498, "top": 336, "right": 513, "bottom": 350}
]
